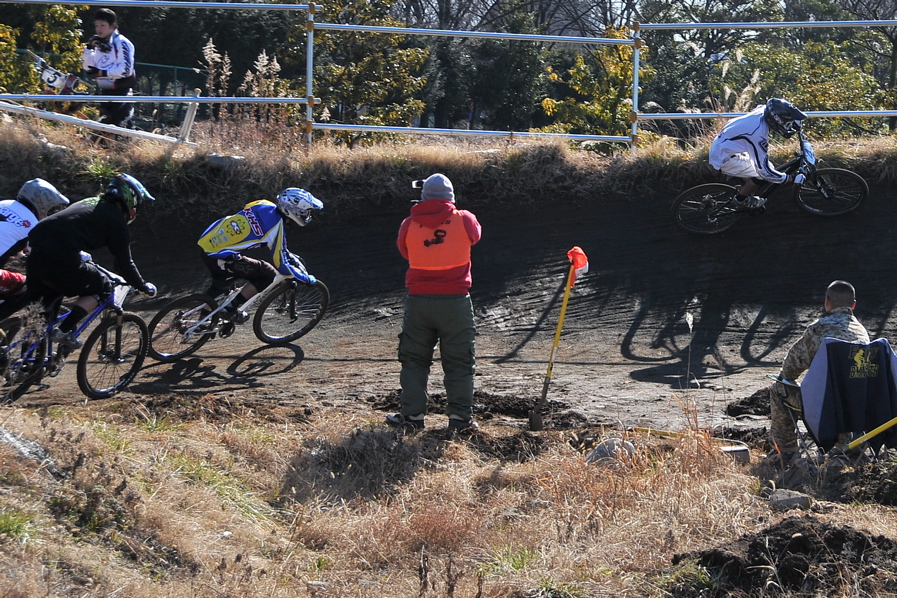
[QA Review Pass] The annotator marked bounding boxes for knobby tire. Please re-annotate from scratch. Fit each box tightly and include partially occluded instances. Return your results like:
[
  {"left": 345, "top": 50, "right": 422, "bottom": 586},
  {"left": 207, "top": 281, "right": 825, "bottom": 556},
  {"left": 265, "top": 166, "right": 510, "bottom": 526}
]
[
  {"left": 0, "top": 317, "right": 28, "bottom": 404},
  {"left": 3, "top": 318, "right": 47, "bottom": 403},
  {"left": 796, "top": 168, "right": 868, "bottom": 216},
  {"left": 672, "top": 183, "right": 743, "bottom": 234},
  {"left": 77, "top": 313, "right": 148, "bottom": 400},
  {"left": 147, "top": 294, "right": 218, "bottom": 362},
  {"left": 253, "top": 280, "right": 329, "bottom": 345}
]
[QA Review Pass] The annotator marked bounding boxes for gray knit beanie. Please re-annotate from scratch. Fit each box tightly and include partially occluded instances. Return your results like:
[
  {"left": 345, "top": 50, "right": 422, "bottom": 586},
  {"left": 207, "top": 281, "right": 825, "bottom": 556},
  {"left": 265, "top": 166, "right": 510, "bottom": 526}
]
[{"left": 421, "top": 173, "right": 455, "bottom": 202}]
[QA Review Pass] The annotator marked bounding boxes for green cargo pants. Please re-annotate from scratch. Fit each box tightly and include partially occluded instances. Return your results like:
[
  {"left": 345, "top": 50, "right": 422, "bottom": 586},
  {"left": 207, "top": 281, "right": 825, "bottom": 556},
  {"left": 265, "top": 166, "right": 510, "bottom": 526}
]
[{"left": 398, "top": 294, "right": 476, "bottom": 420}]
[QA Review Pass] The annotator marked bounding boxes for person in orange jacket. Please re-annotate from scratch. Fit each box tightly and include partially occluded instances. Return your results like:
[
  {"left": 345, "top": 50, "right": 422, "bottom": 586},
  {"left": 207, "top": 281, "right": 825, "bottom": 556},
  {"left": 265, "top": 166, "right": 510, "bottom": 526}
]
[{"left": 387, "top": 173, "right": 482, "bottom": 433}]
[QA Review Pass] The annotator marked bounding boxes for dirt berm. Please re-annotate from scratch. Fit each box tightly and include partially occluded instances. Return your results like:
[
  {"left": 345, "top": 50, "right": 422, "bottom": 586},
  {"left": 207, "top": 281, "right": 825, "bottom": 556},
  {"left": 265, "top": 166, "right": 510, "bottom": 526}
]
[{"left": 78, "top": 176, "right": 896, "bottom": 434}]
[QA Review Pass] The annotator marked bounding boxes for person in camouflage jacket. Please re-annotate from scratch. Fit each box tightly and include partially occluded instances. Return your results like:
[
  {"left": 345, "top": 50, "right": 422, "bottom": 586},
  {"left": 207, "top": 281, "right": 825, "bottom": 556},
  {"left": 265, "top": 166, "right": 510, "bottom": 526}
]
[{"left": 770, "top": 280, "right": 870, "bottom": 457}]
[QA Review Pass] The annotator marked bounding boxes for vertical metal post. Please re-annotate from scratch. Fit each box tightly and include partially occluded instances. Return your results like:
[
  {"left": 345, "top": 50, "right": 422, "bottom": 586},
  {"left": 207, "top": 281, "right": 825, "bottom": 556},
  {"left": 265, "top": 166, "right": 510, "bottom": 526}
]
[
  {"left": 630, "top": 22, "right": 642, "bottom": 154},
  {"left": 306, "top": 4, "right": 316, "bottom": 146},
  {"left": 177, "top": 88, "right": 201, "bottom": 143}
]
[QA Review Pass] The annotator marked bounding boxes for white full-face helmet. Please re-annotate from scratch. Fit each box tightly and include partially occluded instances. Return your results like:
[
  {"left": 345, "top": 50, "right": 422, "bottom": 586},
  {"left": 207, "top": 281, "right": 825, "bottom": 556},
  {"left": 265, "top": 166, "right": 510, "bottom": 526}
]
[
  {"left": 276, "top": 188, "right": 323, "bottom": 226},
  {"left": 17, "top": 178, "right": 70, "bottom": 220}
]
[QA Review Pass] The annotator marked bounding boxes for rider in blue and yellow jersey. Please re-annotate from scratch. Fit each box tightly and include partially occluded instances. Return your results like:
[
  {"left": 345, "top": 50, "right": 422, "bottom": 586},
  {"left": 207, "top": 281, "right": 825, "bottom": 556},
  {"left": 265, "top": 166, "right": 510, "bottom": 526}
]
[{"left": 197, "top": 188, "right": 323, "bottom": 322}]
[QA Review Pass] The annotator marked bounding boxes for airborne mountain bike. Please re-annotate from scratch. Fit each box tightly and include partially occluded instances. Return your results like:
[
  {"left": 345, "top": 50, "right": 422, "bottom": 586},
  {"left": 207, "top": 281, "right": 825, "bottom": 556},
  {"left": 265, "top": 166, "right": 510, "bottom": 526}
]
[
  {"left": 147, "top": 271, "right": 329, "bottom": 363},
  {"left": 672, "top": 130, "right": 869, "bottom": 234},
  {"left": 0, "top": 263, "right": 149, "bottom": 403}
]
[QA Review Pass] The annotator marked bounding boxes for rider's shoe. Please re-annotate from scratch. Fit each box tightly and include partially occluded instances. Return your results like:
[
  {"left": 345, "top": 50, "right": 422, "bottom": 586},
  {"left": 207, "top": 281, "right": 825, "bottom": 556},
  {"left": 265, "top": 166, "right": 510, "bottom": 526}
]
[
  {"left": 221, "top": 304, "right": 249, "bottom": 324},
  {"left": 734, "top": 195, "right": 767, "bottom": 209},
  {"left": 50, "top": 328, "right": 82, "bottom": 350}
]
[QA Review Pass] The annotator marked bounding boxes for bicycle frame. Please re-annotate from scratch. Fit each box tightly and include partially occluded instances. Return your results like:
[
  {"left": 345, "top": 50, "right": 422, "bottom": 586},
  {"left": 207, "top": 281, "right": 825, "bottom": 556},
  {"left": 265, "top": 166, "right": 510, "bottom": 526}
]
[
  {"left": 4, "top": 270, "right": 134, "bottom": 381},
  {"left": 753, "top": 130, "right": 816, "bottom": 199},
  {"left": 178, "top": 273, "right": 292, "bottom": 342},
  {"left": 26, "top": 51, "right": 94, "bottom": 96}
]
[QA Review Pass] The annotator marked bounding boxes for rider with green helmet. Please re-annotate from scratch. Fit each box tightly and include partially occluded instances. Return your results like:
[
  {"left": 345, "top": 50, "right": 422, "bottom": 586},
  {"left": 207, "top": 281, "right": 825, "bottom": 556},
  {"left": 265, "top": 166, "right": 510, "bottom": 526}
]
[{"left": 21, "top": 173, "right": 157, "bottom": 348}]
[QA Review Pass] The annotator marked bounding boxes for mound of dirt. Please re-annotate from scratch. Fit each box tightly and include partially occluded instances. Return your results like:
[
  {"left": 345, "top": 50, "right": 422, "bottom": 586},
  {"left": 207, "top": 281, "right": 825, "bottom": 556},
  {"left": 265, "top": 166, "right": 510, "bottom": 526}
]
[{"left": 670, "top": 515, "right": 897, "bottom": 596}]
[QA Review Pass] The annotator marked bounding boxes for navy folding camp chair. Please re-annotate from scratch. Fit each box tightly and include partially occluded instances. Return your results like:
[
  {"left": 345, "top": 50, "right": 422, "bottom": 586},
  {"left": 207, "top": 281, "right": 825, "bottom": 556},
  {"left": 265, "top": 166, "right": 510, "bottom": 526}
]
[{"left": 799, "top": 337, "right": 897, "bottom": 457}]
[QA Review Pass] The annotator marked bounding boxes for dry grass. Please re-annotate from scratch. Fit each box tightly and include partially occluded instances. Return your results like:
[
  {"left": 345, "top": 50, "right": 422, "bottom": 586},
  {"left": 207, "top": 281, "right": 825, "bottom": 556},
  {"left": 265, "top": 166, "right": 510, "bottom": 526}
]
[
  {"left": 6, "top": 397, "right": 895, "bottom": 597},
  {"left": 3, "top": 118, "right": 897, "bottom": 596},
  {"left": 8, "top": 114, "right": 897, "bottom": 229},
  {"left": 0, "top": 398, "right": 785, "bottom": 598}
]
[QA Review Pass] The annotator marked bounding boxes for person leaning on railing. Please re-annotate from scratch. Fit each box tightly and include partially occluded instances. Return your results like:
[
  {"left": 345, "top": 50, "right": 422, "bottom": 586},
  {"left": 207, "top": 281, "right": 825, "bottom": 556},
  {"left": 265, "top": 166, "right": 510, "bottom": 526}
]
[{"left": 81, "top": 8, "right": 137, "bottom": 129}]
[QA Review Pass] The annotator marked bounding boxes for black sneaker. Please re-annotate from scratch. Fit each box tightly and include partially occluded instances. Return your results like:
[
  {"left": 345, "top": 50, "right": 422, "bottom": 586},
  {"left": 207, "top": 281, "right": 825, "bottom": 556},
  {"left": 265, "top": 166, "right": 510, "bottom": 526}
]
[
  {"left": 386, "top": 413, "right": 425, "bottom": 430},
  {"left": 447, "top": 418, "right": 479, "bottom": 433}
]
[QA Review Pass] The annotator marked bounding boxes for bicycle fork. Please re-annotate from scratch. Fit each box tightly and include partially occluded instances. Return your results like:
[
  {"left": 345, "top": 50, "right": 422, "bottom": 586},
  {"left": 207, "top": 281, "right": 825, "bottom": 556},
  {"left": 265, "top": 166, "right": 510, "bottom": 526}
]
[{"left": 92, "top": 311, "right": 127, "bottom": 364}]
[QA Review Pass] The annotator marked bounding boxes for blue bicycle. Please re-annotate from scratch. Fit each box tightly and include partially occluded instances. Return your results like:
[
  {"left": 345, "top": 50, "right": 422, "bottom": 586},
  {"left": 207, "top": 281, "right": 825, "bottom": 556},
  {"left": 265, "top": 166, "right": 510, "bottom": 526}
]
[{"left": 0, "top": 264, "right": 149, "bottom": 402}]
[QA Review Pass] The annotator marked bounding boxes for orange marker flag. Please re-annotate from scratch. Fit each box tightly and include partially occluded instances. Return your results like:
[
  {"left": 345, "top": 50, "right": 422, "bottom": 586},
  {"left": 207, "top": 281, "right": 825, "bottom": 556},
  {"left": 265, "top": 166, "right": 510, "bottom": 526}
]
[{"left": 567, "top": 246, "right": 589, "bottom": 286}]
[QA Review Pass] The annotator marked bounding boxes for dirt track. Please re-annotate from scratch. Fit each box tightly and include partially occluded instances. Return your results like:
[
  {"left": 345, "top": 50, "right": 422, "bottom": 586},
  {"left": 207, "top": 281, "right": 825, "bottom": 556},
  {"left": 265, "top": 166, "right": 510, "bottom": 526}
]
[{"left": 12, "top": 181, "right": 897, "bottom": 433}]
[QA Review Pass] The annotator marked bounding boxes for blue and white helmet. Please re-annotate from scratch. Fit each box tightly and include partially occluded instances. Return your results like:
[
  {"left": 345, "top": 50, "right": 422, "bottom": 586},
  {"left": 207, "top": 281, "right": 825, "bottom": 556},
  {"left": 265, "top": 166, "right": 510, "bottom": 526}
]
[{"left": 276, "top": 188, "right": 323, "bottom": 226}]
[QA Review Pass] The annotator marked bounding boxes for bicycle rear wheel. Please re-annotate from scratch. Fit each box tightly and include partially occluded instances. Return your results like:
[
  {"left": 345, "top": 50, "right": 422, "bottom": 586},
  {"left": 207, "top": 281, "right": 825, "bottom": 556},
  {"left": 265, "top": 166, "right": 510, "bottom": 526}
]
[
  {"left": 253, "top": 280, "right": 329, "bottom": 345},
  {"left": 673, "top": 183, "right": 744, "bottom": 234},
  {"left": 796, "top": 168, "right": 868, "bottom": 216},
  {"left": 147, "top": 294, "right": 218, "bottom": 362},
  {"left": 77, "top": 313, "right": 148, "bottom": 400}
]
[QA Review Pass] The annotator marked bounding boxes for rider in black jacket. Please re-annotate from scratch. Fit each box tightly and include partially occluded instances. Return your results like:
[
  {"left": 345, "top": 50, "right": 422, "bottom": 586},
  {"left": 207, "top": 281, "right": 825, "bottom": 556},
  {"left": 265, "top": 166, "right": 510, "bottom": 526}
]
[{"left": 21, "top": 173, "right": 157, "bottom": 348}]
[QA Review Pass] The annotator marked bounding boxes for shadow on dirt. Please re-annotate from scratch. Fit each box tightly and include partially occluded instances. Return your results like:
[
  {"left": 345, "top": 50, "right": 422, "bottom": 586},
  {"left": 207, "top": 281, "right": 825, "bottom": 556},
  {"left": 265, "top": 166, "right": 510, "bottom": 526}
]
[
  {"left": 130, "top": 345, "right": 304, "bottom": 396},
  {"left": 278, "top": 423, "right": 548, "bottom": 507}
]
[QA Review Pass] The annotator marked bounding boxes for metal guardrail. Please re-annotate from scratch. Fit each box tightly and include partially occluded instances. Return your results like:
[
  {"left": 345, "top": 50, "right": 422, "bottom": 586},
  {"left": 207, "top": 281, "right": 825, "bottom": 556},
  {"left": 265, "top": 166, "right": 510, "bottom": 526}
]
[
  {"left": 314, "top": 23, "right": 634, "bottom": 46},
  {"left": 0, "top": 94, "right": 314, "bottom": 105},
  {"left": 5, "top": 0, "right": 897, "bottom": 148},
  {"left": 0, "top": 100, "right": 195, "bottom": 144},
  {"left": 314, "top": 123, "right": 629, "bottom": 143},
  {"left": 0, "top": 0, "right": 322, "bottom": 11},
  {"left": 637, "top": 20, "right": 897, "bottom": 30},
  {"left": 636, "top": 111, "right": 897, "bottom": 120}
]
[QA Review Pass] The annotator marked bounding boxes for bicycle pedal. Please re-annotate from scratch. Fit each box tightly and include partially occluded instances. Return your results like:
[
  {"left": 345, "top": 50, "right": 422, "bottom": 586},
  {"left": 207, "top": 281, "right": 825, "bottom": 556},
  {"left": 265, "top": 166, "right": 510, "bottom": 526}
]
[{"left": 748, "top": 206, "right": 767, "bottom": 216}]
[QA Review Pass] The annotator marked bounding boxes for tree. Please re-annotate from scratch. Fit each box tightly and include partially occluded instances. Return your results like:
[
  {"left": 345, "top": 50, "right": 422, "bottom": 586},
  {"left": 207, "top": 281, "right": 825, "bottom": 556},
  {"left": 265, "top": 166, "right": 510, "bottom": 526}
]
[
  {"left": 837, "top": 0, "right": 897, "bottom": 129},
  {"left": 637, "top": 0, "right": 785, "bottom": 112},
  {"left": 713, "top": 40, "right": 885, "bottom": 136},
  {"left": 466, "top": 5, "right": 548, "bottom": 130},
  {"left": 312, "top": 0, "right": 428, "bottom": 144},
  {"left": 0, "top": 23, "right": 32, "bottom": 93},
  {"left": 114, "top": 6, "right": 296, "bottom": 90},
  {"left": 539, "top": 27, "right": 652, "bottom": 137},
  {"left": 0, "top": 4, "right": 85, "bottom": 93}
]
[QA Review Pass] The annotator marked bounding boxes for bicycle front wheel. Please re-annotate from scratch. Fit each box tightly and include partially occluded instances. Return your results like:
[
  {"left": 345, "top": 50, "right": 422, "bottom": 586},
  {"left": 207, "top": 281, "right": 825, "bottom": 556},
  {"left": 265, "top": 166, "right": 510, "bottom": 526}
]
[
  {"left": 253, "top": 280, "right": 329, "bottom": 345},
  {"left": 147, "top": 294, "right": 218, "bottom": 362},
  {"left": 0, "top": 317, "right": 46, "bottom": 404},
  {"left": 796, "top": 168, "right": 868, "bottom": 216},
  {"left": 672, "top": 183, "right": 743, "bottom": 234},
  {"left": 77, "top": 313, "right": 148, "bottom": 400}
]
